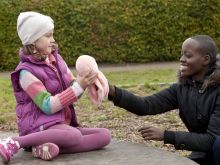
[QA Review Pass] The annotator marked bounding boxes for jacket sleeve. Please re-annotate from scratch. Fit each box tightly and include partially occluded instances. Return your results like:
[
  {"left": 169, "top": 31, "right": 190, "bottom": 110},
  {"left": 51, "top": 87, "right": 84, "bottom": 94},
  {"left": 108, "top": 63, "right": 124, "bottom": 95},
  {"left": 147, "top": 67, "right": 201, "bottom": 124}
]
[
  {"left": 19, "top": 70, "right": 81, "bottom": 115},
  {"left": 109, "top": 84, "right": 179, "bottom": 115},
  {"left": 164, "top": 91, "right": 220, "bottom": 152}
]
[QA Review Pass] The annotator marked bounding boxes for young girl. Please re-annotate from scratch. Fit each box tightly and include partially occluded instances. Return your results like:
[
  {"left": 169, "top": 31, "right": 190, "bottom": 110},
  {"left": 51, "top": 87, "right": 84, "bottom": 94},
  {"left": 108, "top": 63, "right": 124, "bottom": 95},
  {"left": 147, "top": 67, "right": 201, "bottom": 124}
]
[
  {"left": 108, "top": 35, "right": 220, "bottom": 165},
  {"left": 0, "top": 11, "right": 111, "bottom": 163}
]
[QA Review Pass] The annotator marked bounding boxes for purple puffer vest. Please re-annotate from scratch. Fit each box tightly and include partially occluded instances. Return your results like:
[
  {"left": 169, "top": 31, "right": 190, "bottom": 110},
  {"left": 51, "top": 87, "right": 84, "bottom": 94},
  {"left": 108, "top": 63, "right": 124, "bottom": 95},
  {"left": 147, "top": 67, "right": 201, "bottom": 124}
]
[{"left": 11, "top": 48, "right": 79, "bottom": 136}]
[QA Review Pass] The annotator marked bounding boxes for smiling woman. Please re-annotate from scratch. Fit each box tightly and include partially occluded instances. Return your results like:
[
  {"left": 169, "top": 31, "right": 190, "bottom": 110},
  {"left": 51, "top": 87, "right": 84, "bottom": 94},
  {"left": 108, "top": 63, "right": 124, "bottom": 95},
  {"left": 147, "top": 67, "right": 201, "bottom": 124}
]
[
  {"left": 180, "top": 36, "right": 217, "bottom": 82},
  {"left": 108, "top": 35, "right": 220, "bottom": 165}
]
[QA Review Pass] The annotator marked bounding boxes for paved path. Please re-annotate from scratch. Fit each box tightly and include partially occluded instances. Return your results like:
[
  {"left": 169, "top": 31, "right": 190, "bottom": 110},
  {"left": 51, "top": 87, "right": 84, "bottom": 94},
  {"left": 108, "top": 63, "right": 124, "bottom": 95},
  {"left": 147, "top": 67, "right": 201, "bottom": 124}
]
[
  {"left": 98, "top": 62, "right": 179, "bottom": 72},
  {"left": 0, "top": 132, "right": 197, "bottom": 165},
  {"left": 0, "top": 62, "right": 179, "bottom": 78}
]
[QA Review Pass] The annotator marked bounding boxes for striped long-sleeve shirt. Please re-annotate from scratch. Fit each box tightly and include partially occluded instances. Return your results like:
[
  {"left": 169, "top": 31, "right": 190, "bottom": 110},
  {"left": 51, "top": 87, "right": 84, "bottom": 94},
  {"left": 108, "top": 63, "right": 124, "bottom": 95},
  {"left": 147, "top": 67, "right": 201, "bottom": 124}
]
[{"left": 19, "top": 55, "right": 84, "bottom": 117}]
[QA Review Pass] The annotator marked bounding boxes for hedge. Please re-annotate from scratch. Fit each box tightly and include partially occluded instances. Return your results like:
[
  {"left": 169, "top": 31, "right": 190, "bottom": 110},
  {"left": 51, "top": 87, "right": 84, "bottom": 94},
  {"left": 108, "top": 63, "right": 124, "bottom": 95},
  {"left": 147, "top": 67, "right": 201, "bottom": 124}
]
[{"left": 1, "top": 0, "right": 220, "bottom": 71}]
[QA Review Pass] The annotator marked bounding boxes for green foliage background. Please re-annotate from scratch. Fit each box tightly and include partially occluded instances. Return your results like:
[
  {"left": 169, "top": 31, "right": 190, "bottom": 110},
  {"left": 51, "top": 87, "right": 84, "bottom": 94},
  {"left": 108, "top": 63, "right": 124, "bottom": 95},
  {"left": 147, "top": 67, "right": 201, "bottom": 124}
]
[{"left": 1, "top": 0, "right": 220, "bottom": 71}]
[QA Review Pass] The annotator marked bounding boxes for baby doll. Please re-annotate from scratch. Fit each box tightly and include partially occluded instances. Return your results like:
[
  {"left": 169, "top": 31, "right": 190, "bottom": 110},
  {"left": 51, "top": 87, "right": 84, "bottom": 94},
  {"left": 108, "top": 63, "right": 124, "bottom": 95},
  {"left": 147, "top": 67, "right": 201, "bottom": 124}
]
[{"left": 76, "top": 55, "right": 109, "bottom": 106}]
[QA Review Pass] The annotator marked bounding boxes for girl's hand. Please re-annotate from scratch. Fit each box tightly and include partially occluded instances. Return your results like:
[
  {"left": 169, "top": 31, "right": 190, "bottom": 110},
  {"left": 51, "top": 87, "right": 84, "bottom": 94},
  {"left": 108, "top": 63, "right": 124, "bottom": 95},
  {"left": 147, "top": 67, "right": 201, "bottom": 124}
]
[
  {"left": 76, "top": 70, "right": 98, "bottom": 90},
  {"left": 138, "top": 126, "right": 165, "bottom": 141}
]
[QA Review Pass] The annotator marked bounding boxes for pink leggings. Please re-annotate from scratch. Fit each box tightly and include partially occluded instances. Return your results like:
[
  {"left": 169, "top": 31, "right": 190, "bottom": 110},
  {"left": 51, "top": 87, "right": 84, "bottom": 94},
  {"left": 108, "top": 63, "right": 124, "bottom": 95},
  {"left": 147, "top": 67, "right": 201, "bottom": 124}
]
[{"left": 13, "top": 124, "right": 111, "bottom": 154}]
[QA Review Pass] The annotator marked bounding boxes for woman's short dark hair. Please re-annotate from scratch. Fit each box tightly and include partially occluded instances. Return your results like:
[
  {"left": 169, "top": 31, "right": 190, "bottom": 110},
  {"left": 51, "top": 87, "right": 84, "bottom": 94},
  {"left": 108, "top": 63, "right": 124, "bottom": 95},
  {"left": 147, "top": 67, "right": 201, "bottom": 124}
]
[{"left": 190, "top": 35, "right": 218, "bottom": 66}]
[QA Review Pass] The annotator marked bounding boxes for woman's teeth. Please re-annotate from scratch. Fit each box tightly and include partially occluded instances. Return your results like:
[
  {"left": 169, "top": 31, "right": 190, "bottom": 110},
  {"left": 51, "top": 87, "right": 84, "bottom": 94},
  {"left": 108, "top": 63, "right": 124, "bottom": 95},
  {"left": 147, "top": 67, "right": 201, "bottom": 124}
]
[{"left": 180, "top": 65, "right": 188, "bottom": 71}]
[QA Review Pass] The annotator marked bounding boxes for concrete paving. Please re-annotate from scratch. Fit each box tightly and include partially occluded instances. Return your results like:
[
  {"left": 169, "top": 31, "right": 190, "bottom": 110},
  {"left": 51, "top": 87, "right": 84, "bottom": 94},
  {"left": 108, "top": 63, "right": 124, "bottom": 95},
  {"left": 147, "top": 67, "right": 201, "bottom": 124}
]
[{"left": 0, "top": 132, "right": 198, "bottom": 165}]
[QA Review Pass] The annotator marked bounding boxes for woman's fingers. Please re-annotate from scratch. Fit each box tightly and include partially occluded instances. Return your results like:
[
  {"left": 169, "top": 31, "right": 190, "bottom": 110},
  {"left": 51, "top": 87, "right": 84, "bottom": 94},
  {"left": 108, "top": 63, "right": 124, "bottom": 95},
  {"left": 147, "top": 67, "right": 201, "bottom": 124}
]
[
  {"left": 138, "top": 126, "right": 165, "bottom": 141},
  {"left": 138, "top": 126, "right": 151, "bottom": 132}
]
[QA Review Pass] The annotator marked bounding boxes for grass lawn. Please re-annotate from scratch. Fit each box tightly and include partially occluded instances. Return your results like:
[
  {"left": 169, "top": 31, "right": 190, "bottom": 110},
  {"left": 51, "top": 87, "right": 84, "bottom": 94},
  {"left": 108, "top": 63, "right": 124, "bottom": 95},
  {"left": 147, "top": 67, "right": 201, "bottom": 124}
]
[{"left": 0, "top": 68, "right": 189, "bottom": 156}]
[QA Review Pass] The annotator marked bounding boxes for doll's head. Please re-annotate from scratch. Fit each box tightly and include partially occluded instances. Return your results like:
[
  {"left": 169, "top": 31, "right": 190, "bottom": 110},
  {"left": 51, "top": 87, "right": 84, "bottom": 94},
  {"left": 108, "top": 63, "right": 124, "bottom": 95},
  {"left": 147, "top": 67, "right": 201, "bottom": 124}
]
[{"left": 76, "top": 55, "right": 99, "bottom": 76}]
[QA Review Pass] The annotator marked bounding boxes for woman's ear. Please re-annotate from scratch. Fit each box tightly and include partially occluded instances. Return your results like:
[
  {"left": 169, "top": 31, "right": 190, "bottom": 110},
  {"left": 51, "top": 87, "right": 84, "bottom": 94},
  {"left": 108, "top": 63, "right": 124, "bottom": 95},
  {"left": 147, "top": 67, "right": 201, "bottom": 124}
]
[{"left": 203, "top": 54, "right": 211, "bottom": 66}]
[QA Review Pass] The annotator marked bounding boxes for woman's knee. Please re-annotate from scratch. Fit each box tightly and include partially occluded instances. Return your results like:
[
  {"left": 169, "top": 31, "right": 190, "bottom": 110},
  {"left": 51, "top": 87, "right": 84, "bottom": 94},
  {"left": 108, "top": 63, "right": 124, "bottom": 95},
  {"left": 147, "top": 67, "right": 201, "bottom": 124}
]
[
  {"left": 213, "top": 136, "right": 220, "bottom": 165},
  {"left": 213, "top": 136, "right": 220, "bottom": 153}
]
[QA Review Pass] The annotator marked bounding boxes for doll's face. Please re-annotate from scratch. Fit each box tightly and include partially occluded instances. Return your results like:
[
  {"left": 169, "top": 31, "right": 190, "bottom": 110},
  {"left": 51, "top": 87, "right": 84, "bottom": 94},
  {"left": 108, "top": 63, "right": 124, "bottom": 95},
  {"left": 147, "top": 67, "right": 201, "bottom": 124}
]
[
  {"left": 34, "top": 29, "right": 55, "bottom": 55},
  {"left": 179, "top": 38, "right": 210, "bottom": 80}
]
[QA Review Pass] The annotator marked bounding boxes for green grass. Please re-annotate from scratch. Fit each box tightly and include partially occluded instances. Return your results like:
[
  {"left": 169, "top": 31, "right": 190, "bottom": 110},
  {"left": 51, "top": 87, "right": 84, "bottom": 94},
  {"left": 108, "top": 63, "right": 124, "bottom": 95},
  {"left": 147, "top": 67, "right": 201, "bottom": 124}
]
[
  {"left": 0, "top": 68, "right": 189, "bottom": 156},
  {"left": 0, "top": 78, "right": 17, "bottom": 130},
  {"left": 0, "top": 68, "right": 177, "bottom": 130},
  {"left": 105, "top": 69, "right": 177, "bottom": 86}
]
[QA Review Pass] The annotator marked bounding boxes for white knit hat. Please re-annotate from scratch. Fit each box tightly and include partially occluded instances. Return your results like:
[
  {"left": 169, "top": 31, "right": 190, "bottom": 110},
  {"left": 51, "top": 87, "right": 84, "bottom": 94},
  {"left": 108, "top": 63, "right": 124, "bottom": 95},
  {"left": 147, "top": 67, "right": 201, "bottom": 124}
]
[{"left": 17, "top": 11, "right": 54, "bottom": 45}]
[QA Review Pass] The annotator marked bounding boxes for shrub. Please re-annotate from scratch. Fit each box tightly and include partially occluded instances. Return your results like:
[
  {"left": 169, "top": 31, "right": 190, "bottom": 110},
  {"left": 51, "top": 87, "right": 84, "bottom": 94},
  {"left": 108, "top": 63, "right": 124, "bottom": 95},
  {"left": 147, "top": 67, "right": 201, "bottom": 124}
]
[{"left": 1, "top": 0, "right": 220, "bottom": 71}]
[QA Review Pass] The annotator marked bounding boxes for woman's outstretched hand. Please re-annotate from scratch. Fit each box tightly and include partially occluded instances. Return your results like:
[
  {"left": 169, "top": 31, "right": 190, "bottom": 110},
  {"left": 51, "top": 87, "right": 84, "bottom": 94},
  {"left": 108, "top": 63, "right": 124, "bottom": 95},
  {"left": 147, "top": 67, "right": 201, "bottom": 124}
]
[
  {"left": 138, "top": 126, "right": 165, "bottom": 141},
  {"left": 76, "top": 70, "right": 98, "bottom": 90}
]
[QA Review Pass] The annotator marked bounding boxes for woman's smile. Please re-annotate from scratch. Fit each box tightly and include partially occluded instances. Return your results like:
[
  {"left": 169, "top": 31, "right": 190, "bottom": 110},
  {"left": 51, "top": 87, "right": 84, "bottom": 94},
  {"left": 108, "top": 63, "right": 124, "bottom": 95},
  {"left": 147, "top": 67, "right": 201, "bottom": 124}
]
[{"left": 180, "top": 65, "right": 188, "bottom": 72}]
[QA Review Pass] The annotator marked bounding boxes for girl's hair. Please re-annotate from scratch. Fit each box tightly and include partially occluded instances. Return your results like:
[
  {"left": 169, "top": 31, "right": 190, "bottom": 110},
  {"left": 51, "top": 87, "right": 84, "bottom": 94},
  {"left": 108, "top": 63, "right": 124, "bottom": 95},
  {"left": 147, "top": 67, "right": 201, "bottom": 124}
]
[
  {"left": 190, "top": 35, "right": 218, "bottom": 67},
  {"left": 22, "top": 42, "right": 58, "bottom": 61}
]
